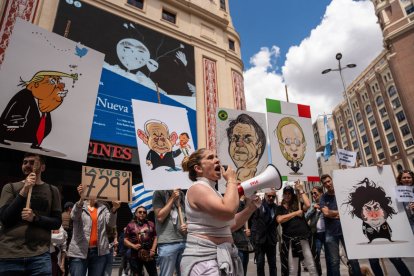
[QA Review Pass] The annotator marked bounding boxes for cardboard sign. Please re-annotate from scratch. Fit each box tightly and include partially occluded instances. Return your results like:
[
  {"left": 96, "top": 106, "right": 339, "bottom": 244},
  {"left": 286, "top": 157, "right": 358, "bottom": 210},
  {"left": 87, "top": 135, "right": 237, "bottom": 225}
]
[
  {"left": 395, "top": 186, "right": 414, "bottom": 203},
  {"left": 82, "top": 166, "right": 132, "bottom": 202},
  {"left": 335, "top": 148, "right": 357, "bottom": 167}
]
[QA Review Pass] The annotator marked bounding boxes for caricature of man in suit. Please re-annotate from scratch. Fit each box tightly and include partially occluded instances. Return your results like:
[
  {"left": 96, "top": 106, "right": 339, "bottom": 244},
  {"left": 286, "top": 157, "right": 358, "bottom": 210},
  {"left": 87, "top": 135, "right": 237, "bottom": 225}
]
[
  {"left": 137, "top": 120, "right": 182, "bottom": 170},
  {"left": 0, "top": 71, "right": 78, "bottom": 149}
]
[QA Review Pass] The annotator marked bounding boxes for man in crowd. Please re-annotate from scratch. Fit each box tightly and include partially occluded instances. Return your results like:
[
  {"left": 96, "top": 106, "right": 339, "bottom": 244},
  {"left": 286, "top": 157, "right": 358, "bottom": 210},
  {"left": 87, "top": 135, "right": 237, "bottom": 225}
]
[
  {"left": 319, "top": 174, "right": 361, "bottom": 276},
  {"left": 0, "top": 153, "right": 62, "bottom": 275},
  {"left": 153, "top": 189, "right": 187, "bottom": 276},
  {"left": 251, "top": 189, "right": 278, "bottom": 276}
]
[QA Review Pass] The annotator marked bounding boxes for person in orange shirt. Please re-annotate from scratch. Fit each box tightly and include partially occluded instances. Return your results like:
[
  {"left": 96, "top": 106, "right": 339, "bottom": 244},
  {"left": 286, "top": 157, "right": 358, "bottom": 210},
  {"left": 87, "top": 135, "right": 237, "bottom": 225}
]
[{"left": 67, "top": 185, "right": 120, "bottom": 276}]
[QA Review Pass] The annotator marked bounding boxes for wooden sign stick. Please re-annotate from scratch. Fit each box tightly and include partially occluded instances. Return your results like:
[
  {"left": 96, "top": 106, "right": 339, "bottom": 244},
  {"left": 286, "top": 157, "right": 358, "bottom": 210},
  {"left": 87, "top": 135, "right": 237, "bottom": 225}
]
[{"left": 26, "top": 159, "right": 41, "bottom": 208}]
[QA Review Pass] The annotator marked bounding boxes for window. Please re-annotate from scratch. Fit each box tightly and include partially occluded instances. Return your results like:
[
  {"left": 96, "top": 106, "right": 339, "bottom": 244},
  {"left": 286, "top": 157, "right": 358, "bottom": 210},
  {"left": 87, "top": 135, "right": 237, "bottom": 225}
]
[
  {"left": 378, "top": 152, "right": 385, "bottom": 160},
  {"left": 396, "top": 111, "right": 406, "bottom": 122},
  {"left": 406, "top": 138, "right": 414, "bottom": 147},
  {"left": 359, "top": 123, "right": 365, "bottom": 133},
  {"left": 375, "top": 140, "right": 382, "bottom": 150},
  {"left": 383, "top": 120, "right": 391, "bottom": 131},
  {"left": 356, "top": 113, "right": 362, "bottom": 122},
  {"left": 228, "top": 39, "right": 235, "bottom": 51},
  {"left": 390, "top": 146, "right": 399, "bottom": 154},
  {"left": 392, "top": 98, "right": 401, "bottom": 109},
  {"left": 364, "top": 146, "right": 371, "bottom": 155},
  {"left": 383, "top": 75, "right": 387, "bottom": 82},
  {"left": 372, "top": 127, "right": 379, "bottom": 138},
  {"left": 400, "top": 124, "right": 411, "bottom": 136},
  {"left": 362, "top": 134, "right": 368, "bottom": 144},
  {"left": 368, "top": 116, "right": 375, "bottom": 126},
  {"left": 352, "top": 141, "right": 359, "bottom": 149},
  {"left": 367, "top": 158, "right": 373, "bottom": 165},
  {"left": 162, "top": 9, "right": 176, "bottom": 24},
  {"left": 376, "top": 96, "right": 384, "bottom": 106},
  {"left": 366, "top": 105, "right": 372, "bottom": 114},
  {"left": 388, "top": 86, "right": 397, "bottom": 97},
  {"left": 406, "top": 4, "right": 414, "bottom": 15},
  {"left": 387, "top": 133, "right": 395, "bottom": 143},
  {"left": 220, "top": 0, "right": 226, "bottom": 10},
  {"left": 350, "top": 130, "right": 356, "bottom": 138},
  {"left": 340, "top": 126, "right": 345, "bottom": 134},
  {"left": 375, "top": 83, "right": 379, "bottom": 90},
  {"left": 379, "top": 107, "right": 387, "bottom": 117},
  {"left": 348, "top": 120, "right": 353, "bottom": 129},
  {"left": 127, "top": 0, "right": 143, "bottom": 9}
]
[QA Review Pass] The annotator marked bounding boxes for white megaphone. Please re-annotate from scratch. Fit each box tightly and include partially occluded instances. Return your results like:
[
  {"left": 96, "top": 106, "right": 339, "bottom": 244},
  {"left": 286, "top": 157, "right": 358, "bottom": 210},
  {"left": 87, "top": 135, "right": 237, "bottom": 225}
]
[{"left": 237, "top": 164, "right": 283, "bottom": 197}]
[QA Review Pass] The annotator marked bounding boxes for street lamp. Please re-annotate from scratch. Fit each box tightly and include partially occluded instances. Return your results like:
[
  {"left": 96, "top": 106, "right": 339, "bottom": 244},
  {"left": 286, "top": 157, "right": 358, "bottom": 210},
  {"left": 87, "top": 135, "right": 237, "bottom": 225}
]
[{"left": 322, "top": 52, "right": 367, "bottom": 167}]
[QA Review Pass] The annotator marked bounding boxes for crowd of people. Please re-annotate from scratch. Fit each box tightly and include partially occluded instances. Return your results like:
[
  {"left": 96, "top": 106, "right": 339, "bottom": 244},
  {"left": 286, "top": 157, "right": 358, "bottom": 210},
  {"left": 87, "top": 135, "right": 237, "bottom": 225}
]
[{"left": 0, "top": 151, "right": 413, "bottom": 276}]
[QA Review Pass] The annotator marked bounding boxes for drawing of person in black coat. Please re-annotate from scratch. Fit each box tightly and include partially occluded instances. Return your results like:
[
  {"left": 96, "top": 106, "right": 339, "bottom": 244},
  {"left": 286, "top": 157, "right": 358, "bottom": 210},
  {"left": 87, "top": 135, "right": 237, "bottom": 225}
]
[
  {"left": 137, "top": 119, "right": 182, "bottom": 171},
  {"left": 0, "top": 71, "right": 78, "bottom": 149},
  {"left": 344, "top": 178, "right": 397, "bottom": 243}
]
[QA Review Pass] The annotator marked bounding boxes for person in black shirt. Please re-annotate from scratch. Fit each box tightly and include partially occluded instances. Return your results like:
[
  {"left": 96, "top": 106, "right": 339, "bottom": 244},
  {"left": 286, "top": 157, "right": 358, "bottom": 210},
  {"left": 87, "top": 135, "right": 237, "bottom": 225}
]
[{"left": 276, "top": 183, "right": 317, "bottom": 276}]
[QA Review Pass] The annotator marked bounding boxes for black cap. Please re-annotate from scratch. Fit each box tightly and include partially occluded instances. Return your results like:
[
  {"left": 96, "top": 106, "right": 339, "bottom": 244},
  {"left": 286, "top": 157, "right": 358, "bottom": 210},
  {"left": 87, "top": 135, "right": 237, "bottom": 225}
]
[{"left": 283, "top": 186, "right": 295, "bottom": 194}]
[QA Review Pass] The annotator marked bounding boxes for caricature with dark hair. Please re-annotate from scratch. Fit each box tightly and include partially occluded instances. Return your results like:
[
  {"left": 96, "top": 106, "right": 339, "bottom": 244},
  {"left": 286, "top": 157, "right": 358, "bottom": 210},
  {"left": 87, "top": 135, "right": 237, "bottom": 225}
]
[
  {"left": 344, "top": 178, "right": 397, "bottom": 243},
  {"left": 226, "top": 113, "right": 266, "bottom": 182}
]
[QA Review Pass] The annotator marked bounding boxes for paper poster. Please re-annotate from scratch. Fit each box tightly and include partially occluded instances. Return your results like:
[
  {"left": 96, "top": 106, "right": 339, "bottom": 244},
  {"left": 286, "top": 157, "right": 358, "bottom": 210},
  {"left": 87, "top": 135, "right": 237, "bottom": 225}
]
[
  {"left": 395, "top": 186, "right": 414, "bottom": 203},
  {"left": 216, "top": 108, "right": 269, "bottom": 193},
  {"left": 336, "top": 148, "right": 357, "bottom": 167},
  {"left": 0, "top": 19, "right": 104, "bottom": 162},
  {"left": 266, "top": 99, "right": 319, "bottom": 182},
  {"left": 333, "top": 166, "right": 414, "bottom": 259},
  {"left": 132, "top": 100, "right": 194, "bottom": 190}
]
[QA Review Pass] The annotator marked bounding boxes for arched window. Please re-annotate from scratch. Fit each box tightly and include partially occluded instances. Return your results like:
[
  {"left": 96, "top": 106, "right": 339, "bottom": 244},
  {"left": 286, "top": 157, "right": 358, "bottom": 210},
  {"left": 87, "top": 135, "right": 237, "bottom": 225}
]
[
  {"left": 356, "top": 112, "right": 362, "bottom": 122},
  {"left": 396, "top": 164, "right": 403, "bottom": 173},
  {"left": 376, "top": 96, "right": 384, "bottom": 106},
  {"left": 347, "top": 120, "right": 353, "bottom": 128},
  {"left": 365, "top": 104, "right": 372, "bottom": 114},
  {"left": 388, "top": 85, "right": 397, "bottom": 97},
  {"left": 340, "top": 126, "right": 345, "bottom": 134}
]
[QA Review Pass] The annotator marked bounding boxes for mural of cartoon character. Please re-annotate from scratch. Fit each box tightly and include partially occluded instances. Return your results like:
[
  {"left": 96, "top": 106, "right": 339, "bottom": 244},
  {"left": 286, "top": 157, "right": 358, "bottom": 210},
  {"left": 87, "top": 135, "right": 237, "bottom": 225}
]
[
  {"left": 137, "top": 120, "right": 182, "bottom": 171},
  {"left": 177, "top": 132, "right": 191, "bottom": 157},
  {"left": 0, "top": 71, "right": 78, "bottom": 149},
  {"left": 344, "top": 178, "right": 397, "bottom": 243},
  {"left": 275, "top": 117, "right": 307, "bottom": 174},
  {"left": 226, "top": 113, "right": 266, "bottom": 182}
]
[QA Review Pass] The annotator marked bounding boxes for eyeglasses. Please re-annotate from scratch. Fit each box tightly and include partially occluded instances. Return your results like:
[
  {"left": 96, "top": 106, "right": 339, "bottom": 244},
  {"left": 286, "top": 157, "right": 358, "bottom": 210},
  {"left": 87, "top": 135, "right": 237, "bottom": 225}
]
[
  {"left": 311, "top": 192, "right": 319, "bottom": 195},
  {"left": 23, "top": 160, "right": 35, "bottom": 165},
  {"left": 267, "top": 195, "right": 276, "bottom": 199},
  {"left": 137, "top": 211, "right": 147, "bottom": 214}
]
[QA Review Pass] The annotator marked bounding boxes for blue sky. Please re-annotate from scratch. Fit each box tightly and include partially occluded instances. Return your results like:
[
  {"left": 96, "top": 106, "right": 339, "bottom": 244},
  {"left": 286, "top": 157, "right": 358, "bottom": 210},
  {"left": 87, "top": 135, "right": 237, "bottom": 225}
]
[{"left": 228, "top": 0, "right": 384, "bottom": 123}]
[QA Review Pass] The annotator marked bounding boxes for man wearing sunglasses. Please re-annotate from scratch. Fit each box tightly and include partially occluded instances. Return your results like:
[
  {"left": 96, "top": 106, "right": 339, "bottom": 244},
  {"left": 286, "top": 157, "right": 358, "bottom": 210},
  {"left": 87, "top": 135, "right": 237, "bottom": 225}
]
[
  {"left": 0, "top": 153, "right": 62, "bottom": 275},
  {"left": 251, "top": 190, "right": 278, "bottom": 276}
]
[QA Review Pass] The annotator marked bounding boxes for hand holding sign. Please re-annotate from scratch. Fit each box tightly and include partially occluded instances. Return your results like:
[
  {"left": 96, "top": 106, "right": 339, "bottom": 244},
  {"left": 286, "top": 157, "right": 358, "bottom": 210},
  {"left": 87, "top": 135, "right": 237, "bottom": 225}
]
[{"left": 81, "top": 166, "right": 132, "bottom": 203}]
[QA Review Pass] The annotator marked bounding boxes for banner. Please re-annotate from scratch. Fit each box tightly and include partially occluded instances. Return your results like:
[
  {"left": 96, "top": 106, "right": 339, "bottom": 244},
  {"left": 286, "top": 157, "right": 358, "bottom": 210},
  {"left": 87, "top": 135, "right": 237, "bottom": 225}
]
[{"left": 335, "top": 148, "right": 357, "bottom": 167}]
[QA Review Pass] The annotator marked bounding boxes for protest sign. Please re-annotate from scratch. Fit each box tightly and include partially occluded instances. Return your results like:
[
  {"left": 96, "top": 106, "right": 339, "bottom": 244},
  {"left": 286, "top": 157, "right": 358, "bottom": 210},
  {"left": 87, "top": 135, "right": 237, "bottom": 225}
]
[
  {"left": 395, "top": 186, "right": 414, "bottom": 203},
  {"left": 335, "top": 148, "right": 357, "bottom": 167},
  {"left": 82, "top": 166, "right": 132, "bottom": 202}
]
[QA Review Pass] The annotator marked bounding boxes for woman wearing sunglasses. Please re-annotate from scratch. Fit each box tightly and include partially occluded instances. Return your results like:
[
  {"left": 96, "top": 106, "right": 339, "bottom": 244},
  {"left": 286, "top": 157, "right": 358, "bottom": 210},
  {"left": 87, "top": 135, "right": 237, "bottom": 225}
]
[
  {"left": 180, "top": 149, "right": 260, "bottom": 276},
  {"left": 123, "top": 206, "right": 158, "bottom": 276}
]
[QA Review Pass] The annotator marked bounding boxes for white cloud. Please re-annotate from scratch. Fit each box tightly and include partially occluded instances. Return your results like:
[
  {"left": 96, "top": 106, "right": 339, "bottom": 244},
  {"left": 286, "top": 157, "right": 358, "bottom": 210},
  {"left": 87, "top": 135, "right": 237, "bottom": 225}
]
[{"left": 244, "top": 0, "right": 383, "bottom": 122}]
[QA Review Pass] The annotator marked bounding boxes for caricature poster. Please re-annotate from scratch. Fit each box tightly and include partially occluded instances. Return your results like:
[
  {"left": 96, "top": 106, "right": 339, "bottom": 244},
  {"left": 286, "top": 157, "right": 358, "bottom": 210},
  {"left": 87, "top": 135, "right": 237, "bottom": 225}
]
[
  {"left": 333, "top": 166, "right": 414, "bottom": 259},
  {"left": 132, "top": 100, "right": 194, "bottom": 190},
  {"left": 0, "top": 19, "right": 104, "bottom": 162},
  {"left": 266, "top": 99, "right": 319, "bottom": 182},
  {"left": 216, "top": 108, "right": 269, "bottom": 193}
]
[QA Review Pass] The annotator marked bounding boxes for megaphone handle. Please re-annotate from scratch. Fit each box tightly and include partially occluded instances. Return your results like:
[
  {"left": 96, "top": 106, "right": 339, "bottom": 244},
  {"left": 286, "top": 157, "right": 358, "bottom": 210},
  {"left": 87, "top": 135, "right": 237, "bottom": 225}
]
[
  {"left": 245, "top": 221, "right": 249, "bottom": 231},
  {"left": 177, "top": 204, "right": 185, "bottom": 225}
]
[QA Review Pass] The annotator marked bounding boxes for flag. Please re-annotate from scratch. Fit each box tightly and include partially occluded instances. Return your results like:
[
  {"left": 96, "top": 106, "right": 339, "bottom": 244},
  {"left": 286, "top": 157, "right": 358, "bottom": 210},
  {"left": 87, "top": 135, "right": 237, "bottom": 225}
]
[
  {"left": 323, "top": 115, "right": 334, "bottom": 161},
  {"left": 129, "top": 183, "right": 154, "bottom": 214}
]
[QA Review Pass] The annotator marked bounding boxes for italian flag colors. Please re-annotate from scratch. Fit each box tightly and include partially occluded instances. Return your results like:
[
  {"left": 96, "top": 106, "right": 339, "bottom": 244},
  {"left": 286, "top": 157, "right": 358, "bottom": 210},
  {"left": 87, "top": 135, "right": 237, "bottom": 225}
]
[{"left": 266, "top": 99, "right": 312, "bottom": 118}]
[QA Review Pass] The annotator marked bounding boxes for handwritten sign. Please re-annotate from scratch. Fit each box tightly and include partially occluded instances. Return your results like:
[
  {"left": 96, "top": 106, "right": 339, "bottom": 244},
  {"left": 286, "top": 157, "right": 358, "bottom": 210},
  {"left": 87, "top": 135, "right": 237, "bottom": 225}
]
[
  {"left": 395, "top": 185, "right": 414, "bottom": 203},
  {"left": 335, "top": 148, "right": 357, "bottom": 167},
  {"left": 82, "top": 166, "right": 132, "bottom": 202}
]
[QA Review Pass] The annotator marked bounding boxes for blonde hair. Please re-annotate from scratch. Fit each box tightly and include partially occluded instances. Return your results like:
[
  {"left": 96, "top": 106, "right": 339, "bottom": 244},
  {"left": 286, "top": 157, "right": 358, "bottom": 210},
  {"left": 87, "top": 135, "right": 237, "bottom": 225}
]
[
  {"left": 182, "top": 148, "right": 207, "bottom": 181},
  {"left": 19, "top": 71, "right": 78, "bottom": 87}
]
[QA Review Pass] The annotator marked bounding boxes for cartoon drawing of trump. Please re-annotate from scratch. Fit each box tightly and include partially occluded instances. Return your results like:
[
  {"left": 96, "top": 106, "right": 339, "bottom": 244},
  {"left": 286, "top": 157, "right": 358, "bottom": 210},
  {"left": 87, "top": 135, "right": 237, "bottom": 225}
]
[
  {"left": 275, "top": 117, "right": 307, "bottom": 174},
  {"left": 0, "top": 71, "right": 78, "bottom": 149}
]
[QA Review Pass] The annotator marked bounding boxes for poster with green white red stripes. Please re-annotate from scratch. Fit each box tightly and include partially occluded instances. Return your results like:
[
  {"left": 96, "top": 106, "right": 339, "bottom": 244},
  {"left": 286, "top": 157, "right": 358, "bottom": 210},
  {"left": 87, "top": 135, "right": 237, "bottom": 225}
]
[{"left": 266, "top": 99, "right": 320, "bottom": 182}]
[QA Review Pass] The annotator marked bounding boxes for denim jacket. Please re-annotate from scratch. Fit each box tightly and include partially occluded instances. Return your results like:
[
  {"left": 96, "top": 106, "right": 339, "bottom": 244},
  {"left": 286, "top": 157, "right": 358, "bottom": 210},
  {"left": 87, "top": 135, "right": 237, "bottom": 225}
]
[{"left": 68, "top": 201, "right": 117, "bottom": 258}]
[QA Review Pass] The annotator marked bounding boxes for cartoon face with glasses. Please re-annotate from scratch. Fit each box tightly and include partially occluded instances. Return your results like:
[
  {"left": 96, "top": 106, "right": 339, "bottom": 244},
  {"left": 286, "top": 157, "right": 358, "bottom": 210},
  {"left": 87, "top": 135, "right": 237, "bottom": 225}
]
[
  {"left": 226, "top": 114, "right": 266, "bottom": 182},
  {"left": 137, "top": 119, "right": 182, "bottom": 171},
  {"left": 275, "top": 117, "right": 307, "bottom": 174}
]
